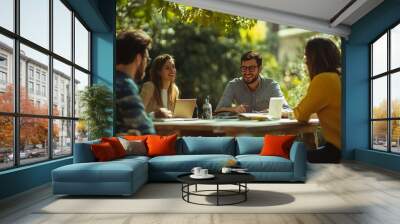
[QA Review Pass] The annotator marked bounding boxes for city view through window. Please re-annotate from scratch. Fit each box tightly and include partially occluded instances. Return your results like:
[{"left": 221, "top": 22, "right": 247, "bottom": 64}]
[
  {"left": 371, "top": 23, "right": 400, "bottom": 153},
  {"left": 0, "top": 0, "right": 91, "bottom": 170}
]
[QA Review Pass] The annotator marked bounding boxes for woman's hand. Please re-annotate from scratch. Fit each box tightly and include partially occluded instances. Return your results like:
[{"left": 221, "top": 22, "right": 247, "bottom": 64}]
[{"left": 154, "top": 108, "right": 173, "bottom": 118}]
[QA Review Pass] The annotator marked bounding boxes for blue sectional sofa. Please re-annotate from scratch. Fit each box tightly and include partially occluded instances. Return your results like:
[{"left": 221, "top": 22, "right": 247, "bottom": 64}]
[{"left": 52, "top": 137, "right": 307, "bottom": 196}]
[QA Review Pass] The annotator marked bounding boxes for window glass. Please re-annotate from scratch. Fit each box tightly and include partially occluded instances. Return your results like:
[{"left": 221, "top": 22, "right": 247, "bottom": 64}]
[
  {"left": 53, "top": 0, "right": 72, "bottom": 60},
  {"left": 74, "top": 18, "right": 89, "bottom": 70},
  {"left": 20, "top": 0, "right": 49, "bottom": 49},
  {"left": 372, "top": 121, "right": 388, "bottom": 151},
  {"left": 20, "top": 117, "right": 49, "bottom": 165},
  {"left": 0, "top": 116, "right": 13, "bottom": 170},
  {"left": 0, "top": 35, "right": 14, "bottom": 113},
  {"left": 391, "top": 24, "right": 400, "bottom": 70},
  {"left": 372, "top": 33, "right": 387, "bottom": 76},
  {"left": 75, "top": 120, "right": 88, "bottom": 143},
  {"left": 20, "top": 44, "right": 49, "bottom": 115},
  {"left": 1, "top": 0, "right": 92, "bottom": 168},
  {"left": 391, "top": 120, "right": 400, "bottom": 153},
  {"left": 74, "top": 69, "right": 89, "bottom": 118},
  {"left": 0, "top": 0, "right": 14, "bottom": 31},
  {"left": 372, "top": 77, "right": 387, "bottom": 119},
  {"left": 53, "top": 59, "right": 72, "bottom": 117},
  {"left": 391, "top": 72, "right": 400, "bottom": 118},
  {"left": 53, "top": 119, "right": 72, "bottom": 158}
]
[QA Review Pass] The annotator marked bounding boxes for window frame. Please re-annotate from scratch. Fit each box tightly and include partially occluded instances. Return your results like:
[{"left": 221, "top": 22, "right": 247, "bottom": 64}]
[
  {"left": 0, "top": 0, "right": 92, "bottom": 171},
  {"left": 370, "top": 20, "right": 400, "bottom": 154}
]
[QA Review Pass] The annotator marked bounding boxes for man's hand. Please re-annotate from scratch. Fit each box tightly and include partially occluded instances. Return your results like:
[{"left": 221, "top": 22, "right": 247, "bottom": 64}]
[
  {"left": 154, "top": 107, "right": 173, "bottom": 118},
  {"left": 215, "top": 105, "right": 248, "bottom": 114},
  {"left": 233, "top": 104, "right": 248, "bottom": 113}
]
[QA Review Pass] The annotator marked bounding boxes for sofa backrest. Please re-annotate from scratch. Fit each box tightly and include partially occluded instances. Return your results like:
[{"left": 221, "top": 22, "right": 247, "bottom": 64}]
[
  {"left": 177, "top": 137, "right": 236, "bottom": 155},
  {"left": 235, "top": 137, "right": 264, "bottom": 155},
  {"left": 73, "top": 139, "right": 100, "bottom": 163},
  {"left": 73, "top": 136, "right": 264, "bottom": 162}
]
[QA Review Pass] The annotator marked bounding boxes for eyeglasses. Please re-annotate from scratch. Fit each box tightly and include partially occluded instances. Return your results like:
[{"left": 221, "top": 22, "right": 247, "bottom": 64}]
[{"left": 240, "top": 65, "right": 258, "bottom": 72}]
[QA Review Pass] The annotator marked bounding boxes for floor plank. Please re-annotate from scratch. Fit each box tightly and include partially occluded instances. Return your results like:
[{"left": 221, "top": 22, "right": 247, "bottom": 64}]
[{"left": 1, "top": 161, "right": 400, "bottom": 224}]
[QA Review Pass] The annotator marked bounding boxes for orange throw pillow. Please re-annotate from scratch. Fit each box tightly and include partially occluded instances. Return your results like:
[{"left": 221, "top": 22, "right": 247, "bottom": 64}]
[
  {"left": 101, "top": 137, "right": 126, "bottom": 158},
  {"left": 260, "top": 135, "right": 297, "bottom": 159},
  {"left": 146, "top": 134, "right": 177, "bottom": 157},
  {"left": 91, "top": 142, "right": 117, "bottom": 161},
  {"left": 123, "top": 135, "right": 149, "bottom": 141}
]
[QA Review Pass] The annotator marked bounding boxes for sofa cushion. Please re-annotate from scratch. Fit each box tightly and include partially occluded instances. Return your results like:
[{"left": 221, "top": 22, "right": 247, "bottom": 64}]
[
  {"left": 179, "top": 137, "right": 235, "bottom": 155},
  {"left": 148, "top": 154, "right": 235, "bottom": 172},
  {"left": 118, "top": 138, "right": 147, "bottom": 156},
  {"left": 123, "top": 135, "right": 149, "bottom": 141},
  {"left": 147, "top": 134, "right": 177, "bottom": 157},
  {"left": 260, "top": 135, "right": 296, "bottom": 159},
  {"left": 52, "top": 159, "right": 147, "bottom": 183},
  {"left": 101, "top": 137, "right": 127, "bottom": 158},
  {"left": 91, "top": 142, "right": 118, "bottom": 161},
  {"left": 236, "top": 155, "right": 293, "bottom": 172},
  {"left": 236, "top": 137, "right": 263, "bottom": 155},
  {"left": 116, "top": 155, "right": 150, "bottom": 163}
]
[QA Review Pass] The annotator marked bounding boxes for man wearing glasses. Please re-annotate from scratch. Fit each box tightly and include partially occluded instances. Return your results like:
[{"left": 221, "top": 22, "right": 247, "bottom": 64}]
[{"left": 216, "top": 51, "right": 288, "bottom": 114}]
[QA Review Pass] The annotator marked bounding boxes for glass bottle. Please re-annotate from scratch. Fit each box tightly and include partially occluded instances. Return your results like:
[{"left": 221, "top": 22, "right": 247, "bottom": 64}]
[{"left": 202, "top": 96, "right": 213, "bottom": 119}]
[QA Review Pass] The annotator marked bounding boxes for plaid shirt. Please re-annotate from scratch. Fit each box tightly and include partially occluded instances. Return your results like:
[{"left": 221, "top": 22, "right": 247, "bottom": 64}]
[{"left": 115, "top": 71, "right": 155, "bottom": 135}]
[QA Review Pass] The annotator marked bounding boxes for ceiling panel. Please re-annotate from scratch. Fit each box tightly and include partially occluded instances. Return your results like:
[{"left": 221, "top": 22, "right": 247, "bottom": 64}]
[
  {"left": 168, "top": 0, "right": 384, "bottom": 37},
  {"left": 226, "top": 0, "right": 352, "bottom": 21}
]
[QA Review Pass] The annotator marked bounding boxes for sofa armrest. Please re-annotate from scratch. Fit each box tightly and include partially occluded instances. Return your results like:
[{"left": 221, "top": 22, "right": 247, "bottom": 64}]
[
  {"left": 73, "top": 140, "right": 100, "bottom": 163},
  {"left": 289, "top": 141, "right": 307, "bottom": 181}
]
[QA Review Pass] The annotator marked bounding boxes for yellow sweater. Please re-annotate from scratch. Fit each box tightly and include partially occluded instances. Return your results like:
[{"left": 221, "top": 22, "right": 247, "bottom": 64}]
[{"left": 294, "top": 72, "right": 341, "bottom": 149}]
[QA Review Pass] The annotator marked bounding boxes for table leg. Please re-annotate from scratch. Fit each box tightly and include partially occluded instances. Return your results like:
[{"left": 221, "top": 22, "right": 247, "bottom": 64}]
[
  {"left": 217, "top": 184, "right": 219, "bottom": 206},
  {"left": 187, "top": 184, "right": 190, "bottom": 202},
  {"left": 245, "top": 183, "right": 247, "bottom": 201},
  {"left": 302, "top": 132, "right": 317, "bottom": 149}
]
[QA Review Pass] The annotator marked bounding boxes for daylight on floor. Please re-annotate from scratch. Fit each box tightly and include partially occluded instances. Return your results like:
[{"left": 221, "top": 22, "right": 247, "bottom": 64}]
[{"left": 1, "top": 0, "right": 400, "bottom": 224}]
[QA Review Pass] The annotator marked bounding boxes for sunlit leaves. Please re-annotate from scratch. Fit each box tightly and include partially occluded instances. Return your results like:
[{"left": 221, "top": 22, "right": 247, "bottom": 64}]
[{"left": 116, "top": 0, "right": 256, "bottom": 34}]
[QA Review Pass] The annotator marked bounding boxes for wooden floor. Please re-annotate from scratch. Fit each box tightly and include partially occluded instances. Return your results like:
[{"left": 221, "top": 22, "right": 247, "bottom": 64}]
[{"left": 1, "top": 161, "right": 400, "bottom": 224}]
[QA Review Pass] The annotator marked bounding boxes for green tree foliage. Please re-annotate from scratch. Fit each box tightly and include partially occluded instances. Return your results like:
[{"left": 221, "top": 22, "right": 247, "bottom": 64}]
[
  {"left": 117, "top": 0, "right": 256, "bottom": 34},
  {"left": 116, "top": 0, "right": 340, "bottom": 112}
]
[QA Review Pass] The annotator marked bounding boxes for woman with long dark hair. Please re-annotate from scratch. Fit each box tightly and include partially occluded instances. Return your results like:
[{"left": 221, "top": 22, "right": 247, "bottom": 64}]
[
  {"left": 294, "top": 38, "right": 341, "bottom": 163},
  {"left": 140, "top": 54, "right": 180, "bottom": 115}
]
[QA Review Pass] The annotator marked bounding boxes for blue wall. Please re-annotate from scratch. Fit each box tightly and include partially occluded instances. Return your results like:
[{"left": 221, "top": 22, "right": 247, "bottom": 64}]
[
  {"left": 344, "top": 0, "right": 400, "bottom": 170},
  {"left": 92, "top": 0, "right": 116, "bottom": 136},
  {"left": 0, "top": 158, "right": 72, "bottom": 199},
  {"left": 0, "top": 0, "right": 115, "bottom": 200}
]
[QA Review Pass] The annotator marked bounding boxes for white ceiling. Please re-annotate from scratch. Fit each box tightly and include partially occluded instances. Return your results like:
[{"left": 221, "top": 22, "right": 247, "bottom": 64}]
[{"left": 167, "top": 0, "right": 384, "bottom": 37}]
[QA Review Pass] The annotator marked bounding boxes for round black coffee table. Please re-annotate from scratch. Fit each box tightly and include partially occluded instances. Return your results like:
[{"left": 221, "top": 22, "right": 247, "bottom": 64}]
[{"left": 177, "top": 173, "right": 255, "bottom": 206}]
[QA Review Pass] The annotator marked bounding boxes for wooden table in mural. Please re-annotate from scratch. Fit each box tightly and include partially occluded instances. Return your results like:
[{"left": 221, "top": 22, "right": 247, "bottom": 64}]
[
  {"left": 154, "top": 118, "right": 320, "bottom": 148},
  {"left": 153, "top": 118, "right": 319, "bottom": 137}
]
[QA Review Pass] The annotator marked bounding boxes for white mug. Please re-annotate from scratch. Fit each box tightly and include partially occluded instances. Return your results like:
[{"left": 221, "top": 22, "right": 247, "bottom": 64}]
[
  {"left": 269, "top": 97, "right": 284, "bottom": 119},
  {"left": 200, "top": 169, "right": 208, "bottom": 176},
  {"left": 221, "top": 167, "right": 232, "bottom": 173},
  {"left": 191, "top": 167, "right": 202, "bottom": 176}
]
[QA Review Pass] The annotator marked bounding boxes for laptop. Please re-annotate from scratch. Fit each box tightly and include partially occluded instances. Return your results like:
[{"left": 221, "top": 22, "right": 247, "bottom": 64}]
[{"left": 173, "top": 99, "right": 197, "bottom": 118}]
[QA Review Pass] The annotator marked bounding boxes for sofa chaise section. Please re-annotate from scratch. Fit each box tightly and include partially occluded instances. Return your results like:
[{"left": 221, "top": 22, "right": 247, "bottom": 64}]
[{"left": 52, "top": 142, "right": 149, "bottom": 196}]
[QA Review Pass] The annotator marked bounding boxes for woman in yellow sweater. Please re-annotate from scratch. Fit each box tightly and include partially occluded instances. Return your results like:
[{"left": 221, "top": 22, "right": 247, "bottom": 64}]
[
  {"left": 140, "top": 54, "right": 180, "bottom": 116},
  {"left": 294, "top": 38, "right": 341, "bottom": 163}
]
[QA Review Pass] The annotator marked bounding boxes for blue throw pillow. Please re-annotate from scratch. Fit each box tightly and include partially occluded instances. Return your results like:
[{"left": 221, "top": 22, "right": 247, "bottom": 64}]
[{"left": 236, "top": 137, "right": 264, "bottom": 155}]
